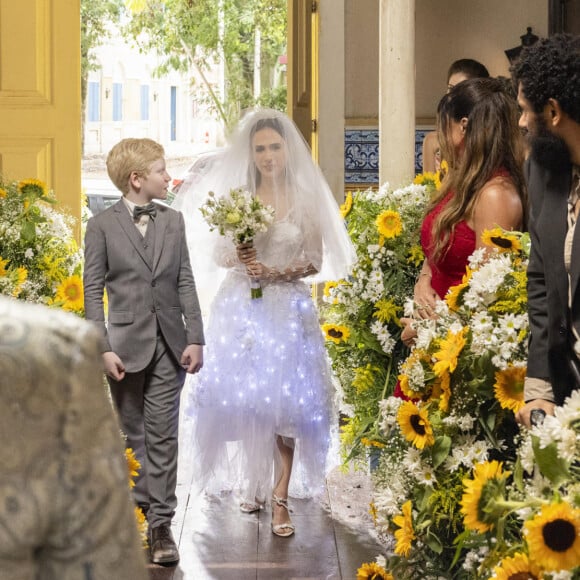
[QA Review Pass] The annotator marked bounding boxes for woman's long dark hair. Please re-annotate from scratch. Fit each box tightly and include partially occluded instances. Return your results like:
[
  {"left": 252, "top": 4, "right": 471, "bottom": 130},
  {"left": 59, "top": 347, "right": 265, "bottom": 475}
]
[{"left": 427, "top": 77, "right": 527, "bottom": 262}]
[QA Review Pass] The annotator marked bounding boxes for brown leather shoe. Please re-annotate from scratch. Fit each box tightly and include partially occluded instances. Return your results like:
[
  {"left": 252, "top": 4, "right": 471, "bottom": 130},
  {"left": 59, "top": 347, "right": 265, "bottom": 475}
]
[{"left": 149, "top": 524, "right": 179, "bottom": 565}]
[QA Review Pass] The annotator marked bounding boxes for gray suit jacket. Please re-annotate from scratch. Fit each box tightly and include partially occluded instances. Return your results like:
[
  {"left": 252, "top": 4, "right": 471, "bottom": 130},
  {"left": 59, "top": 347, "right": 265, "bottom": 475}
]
[
  {"left": 83, "top": 199, "right": 204, "bottom": 373},
  {"left": 526, "top": 158, "right": 577, "bottom": 404}
]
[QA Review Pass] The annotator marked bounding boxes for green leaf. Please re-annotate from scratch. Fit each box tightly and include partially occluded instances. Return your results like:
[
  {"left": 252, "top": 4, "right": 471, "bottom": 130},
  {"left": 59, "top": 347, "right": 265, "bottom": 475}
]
[
  {"left": 20, "top": 220, "right": 36, "bottom": 243},
  {"left": 532, "top": 438, "right": 570, "bottom": 485},
  {"left": 432, "top": 435, "right": 452, "bottom": 469},
  {"left": 424, "top": 529, "right": 443, "bottom": 554}
]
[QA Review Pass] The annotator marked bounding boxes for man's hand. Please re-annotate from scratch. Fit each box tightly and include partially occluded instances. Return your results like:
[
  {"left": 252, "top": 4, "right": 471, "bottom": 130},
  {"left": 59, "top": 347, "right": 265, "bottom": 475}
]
[
  {"left": 515, "top": 399, "right": 556, "bottom": 428},
  {"left": 400, "top": 317, "right": 417, "bottom": 348},
  {"left": 181, "top": 344, "right": 203, "bottom": 374},
  {"left": 103, "top": 351, "right": 126, "bottom": 381}
]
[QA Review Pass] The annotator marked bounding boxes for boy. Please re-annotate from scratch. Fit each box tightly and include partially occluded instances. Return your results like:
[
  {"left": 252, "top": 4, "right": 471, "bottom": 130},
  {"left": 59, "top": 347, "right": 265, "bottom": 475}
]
[{"left": 83, "top": 138, "right": 204, "bottom": 565}]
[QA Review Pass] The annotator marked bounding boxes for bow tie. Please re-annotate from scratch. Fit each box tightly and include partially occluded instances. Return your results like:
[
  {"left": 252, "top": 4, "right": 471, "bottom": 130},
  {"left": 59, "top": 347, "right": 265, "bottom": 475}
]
[{"left": 133, "top": 203, "right": 157, "bottom": 220}]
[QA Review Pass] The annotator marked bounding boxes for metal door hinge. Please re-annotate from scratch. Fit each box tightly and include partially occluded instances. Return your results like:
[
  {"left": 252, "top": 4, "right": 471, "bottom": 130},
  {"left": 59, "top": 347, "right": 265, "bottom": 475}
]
[
  {"left": 312, "top": 1, "right": 318, "bottom": 13},
  {"left": 311, "top": 118, "right": 318, "bottom": 132}
]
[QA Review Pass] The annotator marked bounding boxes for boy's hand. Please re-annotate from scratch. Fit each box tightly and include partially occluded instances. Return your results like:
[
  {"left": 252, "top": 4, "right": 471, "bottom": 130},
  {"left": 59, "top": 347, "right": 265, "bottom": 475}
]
[
  {"left": 181, "top": 344, "right": 203, "bottom": 374},
  {"left": 103, "top": 351, "right": 126, "bottom": 381}
]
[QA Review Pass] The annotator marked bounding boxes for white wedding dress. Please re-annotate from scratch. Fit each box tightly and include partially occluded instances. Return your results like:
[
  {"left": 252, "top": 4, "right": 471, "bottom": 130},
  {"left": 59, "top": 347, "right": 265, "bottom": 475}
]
[{"left": 184, "top": 217, "right": 337, "bottom": 502}]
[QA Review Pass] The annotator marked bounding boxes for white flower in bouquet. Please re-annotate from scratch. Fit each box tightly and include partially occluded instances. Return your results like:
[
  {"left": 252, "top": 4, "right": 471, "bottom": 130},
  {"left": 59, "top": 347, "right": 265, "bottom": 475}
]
[
  {"left": 200, "top": 187, "right": 275, "bottom": 245},
  {"left": 200, "top": 187, "right": 275, "bottom": 299}
]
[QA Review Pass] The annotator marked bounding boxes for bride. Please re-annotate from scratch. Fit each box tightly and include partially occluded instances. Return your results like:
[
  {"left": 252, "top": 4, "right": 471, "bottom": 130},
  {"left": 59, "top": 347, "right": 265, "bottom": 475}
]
[{"left": 172, "top": 109, "right": 355, "bottom": 537}]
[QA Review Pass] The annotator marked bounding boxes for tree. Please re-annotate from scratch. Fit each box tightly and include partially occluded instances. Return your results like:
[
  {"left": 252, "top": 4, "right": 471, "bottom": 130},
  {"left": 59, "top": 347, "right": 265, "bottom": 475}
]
[
  {"left": 123, "top": 0, "right": 286, "bottom": 132},
  {"left": 80, "top": 0, "right": 125, "bottom": 154}
]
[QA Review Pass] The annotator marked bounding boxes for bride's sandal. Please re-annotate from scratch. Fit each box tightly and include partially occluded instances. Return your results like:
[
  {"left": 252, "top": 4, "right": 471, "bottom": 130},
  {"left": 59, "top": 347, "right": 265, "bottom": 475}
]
[
  {"left": 240, "top": 500, "right": 262, "bottom": 513},
  {"left": 271, "top": 495, "right": 295, "bottom": 537}
]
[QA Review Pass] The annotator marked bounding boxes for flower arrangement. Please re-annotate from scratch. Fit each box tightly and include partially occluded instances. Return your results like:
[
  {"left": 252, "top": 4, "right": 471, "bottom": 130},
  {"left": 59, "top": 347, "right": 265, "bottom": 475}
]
[
  {"left": 364, "top": 230, "right": 533, "bottom": 578},
  {"left": 125, "top": 447, "right": 149, "bottom": 549},
  {"left": 199, "top": 187, "right": 275, "bottom": 298},
  {"left": 321, "top": 176, "right": 437, "bottom": 462},
  {"left": 0, "top": 177, "right": 84, "bottom": 313}
]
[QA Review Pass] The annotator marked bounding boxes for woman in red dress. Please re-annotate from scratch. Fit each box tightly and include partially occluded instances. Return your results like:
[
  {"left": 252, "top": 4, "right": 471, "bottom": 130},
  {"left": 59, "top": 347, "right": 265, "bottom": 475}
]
[{"left": 402, "top": 77, "right": 527, "bottom": 346}]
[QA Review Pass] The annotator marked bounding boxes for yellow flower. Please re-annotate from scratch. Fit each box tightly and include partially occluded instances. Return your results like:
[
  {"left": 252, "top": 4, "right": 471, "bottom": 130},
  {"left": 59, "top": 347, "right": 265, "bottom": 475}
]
[
  {"left": 373, "top": 298, "right": 400, "bottom": 324},
  {"left": 413, "top": 171, "right": 441, "bottom": 190},
  {"left": 398, "top": 349, "right": 431, "bottom": 399},
  {"left": 494, "top": 366, "right": 526, "bottom": 413},
  {"left": 225, "top": 210, "right": 241, "bottom": 224},
  {"left": 356, "top": 561, "right": 393, "bottom": 580},
  {"left": 492, "top": 552, "right": 541, "bottom": 580},
  {"left": 407, "top": 244, "right": 424, "bottom": 267},
  {"left": 445, "top": 269, "right": 471, "bottom": 311},
  {"left": 361, "top": 437, "right": 385, "bottom": 448},
  {"left": 125, "top": 447, "right": 141, "bottom": 488},
  {"left": 54, "top": 275, "right": 84, "bottom": 312},
  {"left": 322, "top": 323, "right": 350, "bottom": 344},
  {"left": 376, "top": 210, "right": 403, "bottom": 239},
  {"left": 369, "top": 502, "right": 378, "bottom": 524},
  {"left": 460, "top": 460, "right": 511, "bottom": 533},
  {"left": 525, "top": 501, "right": 580, "bottom": 571},
  {"left": 323, "top": 280, "right": 339, "bottom": 297},
  {"left": 352, "top": 364, "right": 379, "bottom": 394},
  {"left": 17, "top": 178, "right": 47, "bottom": 197},
  {"left": 432, "top": 327, "right": 467, "bottom": 377},
  {"left": 431, "top": 370, "right": 451, "bottom": 412},
  {"left": 397, "top": 401, "right": 435, "bottom": 449},
  {"left": 12, "top": 267, "right": 28, "bottom": 297},
  {"left": 0, "top": 257, "right": 9, "bottom": 276},
  {"left": 134, "top": 505, "right": 149, "bottom": 549},
  {"left": 393, "top": 500, "right": 415, "bottom": 557},
  {"left": 340, "top": 191, "right": 353, "bottom": 218},
  {"left": 481, "top": 227, "right": 522, "bottom": 253},
  {"left": 0, "top": 188, "right": 7, "bottom": 198}
]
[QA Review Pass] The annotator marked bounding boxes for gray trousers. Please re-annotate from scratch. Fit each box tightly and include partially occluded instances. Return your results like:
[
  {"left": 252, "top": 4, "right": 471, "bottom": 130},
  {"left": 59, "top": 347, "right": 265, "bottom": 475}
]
[{"left": 109, "top": 334, "right": 185, "bottom": 529}]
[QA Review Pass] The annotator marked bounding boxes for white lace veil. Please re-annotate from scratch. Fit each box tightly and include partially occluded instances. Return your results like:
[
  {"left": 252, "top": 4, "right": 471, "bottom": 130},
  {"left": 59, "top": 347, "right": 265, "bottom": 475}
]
[{"left": 172, "top": 108, "right": 356, "bottom": 314}]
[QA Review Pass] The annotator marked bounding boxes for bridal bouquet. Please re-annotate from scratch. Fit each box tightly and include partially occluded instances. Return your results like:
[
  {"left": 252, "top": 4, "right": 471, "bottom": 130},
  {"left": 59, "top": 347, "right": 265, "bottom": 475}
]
[{"left": 200, "top": 187, "right": 275, "bottom": 298}]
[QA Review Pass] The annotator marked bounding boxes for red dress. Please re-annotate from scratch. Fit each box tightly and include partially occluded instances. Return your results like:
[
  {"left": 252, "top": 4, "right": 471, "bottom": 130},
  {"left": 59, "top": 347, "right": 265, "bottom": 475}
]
[{"left": 420, "top": 190, "right": 475, "bottom": 298}]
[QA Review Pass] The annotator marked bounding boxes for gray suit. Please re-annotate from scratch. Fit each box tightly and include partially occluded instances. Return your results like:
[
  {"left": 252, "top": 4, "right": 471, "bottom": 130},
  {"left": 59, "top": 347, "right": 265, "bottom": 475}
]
[{"left": 84, "top": 199, "right": 204, "bottom": 528}]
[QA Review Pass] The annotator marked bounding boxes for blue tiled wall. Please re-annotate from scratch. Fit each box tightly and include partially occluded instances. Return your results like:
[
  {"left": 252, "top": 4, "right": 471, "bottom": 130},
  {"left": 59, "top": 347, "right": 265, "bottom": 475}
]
[{"left": 345, "top": 128, "right": 430, "bottom": 185}]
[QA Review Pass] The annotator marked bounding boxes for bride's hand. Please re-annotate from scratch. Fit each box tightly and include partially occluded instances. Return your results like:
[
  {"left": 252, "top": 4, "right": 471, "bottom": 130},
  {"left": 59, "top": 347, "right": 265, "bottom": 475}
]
[
  {"left": 400, "top": 317, "right": 417, "bottom": 348},
  {"left": 413, "top": 277, "right": 438, "bottom": 319},
  {"left": 236, "top": 242, "right": 257, "bottom": 265}
]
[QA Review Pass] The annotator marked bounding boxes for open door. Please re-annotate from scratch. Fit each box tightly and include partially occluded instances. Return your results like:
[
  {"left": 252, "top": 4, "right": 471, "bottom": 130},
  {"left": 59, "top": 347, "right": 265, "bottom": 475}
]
[
  {"left": 0, "top": 0, "right": 82, "bottom": 237},
  {"left": 287, "top": 0, "right": 319, "bottom": 159}
]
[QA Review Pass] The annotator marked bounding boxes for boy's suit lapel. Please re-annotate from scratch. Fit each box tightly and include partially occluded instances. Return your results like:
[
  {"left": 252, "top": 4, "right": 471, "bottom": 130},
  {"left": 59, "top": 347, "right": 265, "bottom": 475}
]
[
  {"left": 112, "top": 200, "right": 152, "bottom": 271},
  {"left": 152, "top": 206, "right": 167, "bottom": 273}
]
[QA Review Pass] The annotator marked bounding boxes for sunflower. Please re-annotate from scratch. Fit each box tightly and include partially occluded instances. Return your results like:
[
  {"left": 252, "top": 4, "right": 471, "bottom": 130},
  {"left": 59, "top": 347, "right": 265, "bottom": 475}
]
[
  {"left": 492, "top": 552, "right": 541, "bottom": 580},
  {"left": 397, "top": 401, "right": 435, "bottom": 449},
  {"left": 134, "top": 505, "right": 149, "bottom": 549},
  {"left": 445, "top": 269, "right": 471, "bottom": 311},
  {"left": 0, "top": 257, "right": 9, "bottom": 276},
  {"left": 460, "top": 460, "right": 511, "bottom": 533},
  {"left": 407, "top": 244, "right": 424, "bottom": 267},
  {"left": 432, "top": 327, "right": 467, "bottom": 377},
  {"left": 494, "top": 366, "right": 526, "bottom": 413},
  {"left": 481, "top": 227, "right": 522, "bottom": 253},
  {"left": 356, "top": 561, "right": 393, "bottom": 580},
  {"left": 12, "top": 267, "right": 28, "bottom": 297},
  {"left": 0, "top": 188, "right": 7, "bottom": 198},
  {"left": 17, "top": 178, "right": 47, "bottom": 197},
  {"left": 376, "top": 210, "right": 403, "bottom": 239},
  {"left": 431, "top": 370, "right": 451, "bottom": 412},
  {"left": 323, "top": 280, "right": 339, "bottom": 298},
  {"left": 125, "top": 447, "right": 141, "bottom": 488},
  {"left": 373, "top": 298, "right": 400, "bottom": 324},
  {"left": 361, "top": 437, "right": 385, "bottom": 448},
  {"left": 54, "top": 275, "right": 84, "bottom": 312},
  {"left": 393, "top": 500, "right": 416, "bottom": 557},
  {"left": 340, "top": 191, "right": 353, "bottom": 218},
  {"left": 322, "top": 322, "right": 350, "bottom": 344},
  {"left": 525, "top": 501, "right": 580, "bottom": 571}
]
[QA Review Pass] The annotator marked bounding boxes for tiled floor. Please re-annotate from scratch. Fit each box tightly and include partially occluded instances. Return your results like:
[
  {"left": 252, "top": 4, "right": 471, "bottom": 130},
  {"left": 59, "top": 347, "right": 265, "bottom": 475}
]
[{"left": 148, "top": 467, "right": 386, "bottom": 579}]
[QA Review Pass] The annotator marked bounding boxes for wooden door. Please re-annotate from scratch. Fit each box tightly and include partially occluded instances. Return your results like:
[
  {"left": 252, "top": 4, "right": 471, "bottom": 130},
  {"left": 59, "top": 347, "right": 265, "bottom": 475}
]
[
  {"left": 0, "top": 0, "right": 82, "bottom": 237},
  {"left": 288, "top": 0, "right": 319, "bottom": 157}
]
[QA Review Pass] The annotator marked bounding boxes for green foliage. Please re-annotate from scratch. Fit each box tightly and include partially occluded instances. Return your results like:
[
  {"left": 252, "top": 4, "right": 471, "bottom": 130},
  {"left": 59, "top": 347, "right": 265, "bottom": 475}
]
[{"left": 123, "top": 0, "right": 287, "bottom": 130}]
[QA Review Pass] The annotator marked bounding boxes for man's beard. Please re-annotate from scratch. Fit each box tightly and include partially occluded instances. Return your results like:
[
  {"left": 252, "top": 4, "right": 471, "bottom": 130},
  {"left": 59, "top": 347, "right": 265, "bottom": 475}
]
[{"left": 529, "top": 116, "right": 571, "bottom": 172}]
